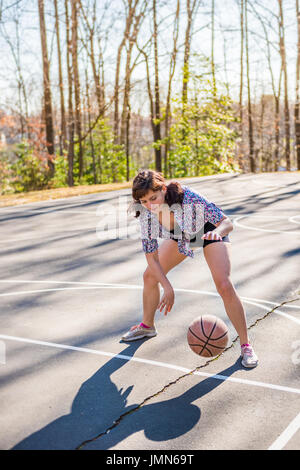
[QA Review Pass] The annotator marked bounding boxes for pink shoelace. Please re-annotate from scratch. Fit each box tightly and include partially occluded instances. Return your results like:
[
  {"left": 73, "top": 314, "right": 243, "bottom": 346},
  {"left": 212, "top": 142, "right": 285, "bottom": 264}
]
[
  {"left": 130, "top": 323, "right": 150, "bottom": 331},
  {"left": 242, "top": 345, "right": 253, "bottom": 356}
]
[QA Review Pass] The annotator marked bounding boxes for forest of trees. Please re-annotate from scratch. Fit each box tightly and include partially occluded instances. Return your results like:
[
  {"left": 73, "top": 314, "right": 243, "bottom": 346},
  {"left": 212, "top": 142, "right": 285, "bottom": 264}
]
[{"left": 0, "top": 0, "right": 299, "bottom": 194}]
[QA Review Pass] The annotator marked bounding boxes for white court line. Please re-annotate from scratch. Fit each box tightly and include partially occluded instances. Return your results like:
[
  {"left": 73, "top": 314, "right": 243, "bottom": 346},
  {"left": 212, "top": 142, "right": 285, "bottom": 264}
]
[
  {"left": 289, "top": 216, "right": 300, "bottom": 225},
  {"left": 0, "top": 333, "right": 300, "bottom": 396},
  {"left": 0, "top": 280, "right": 299, "bottom": 324},
  {"left": 222, "top": 298, "right": 300, "bottom": 326},
  {"left": 173, "top": 288, "right": 300, "bottom": 325},
  {"left": 268, "top": 411, "right": 300, "bottom": 450},
  {"left": 0, "top": 286, "right": 130, "bottom": 297},
  {"left": 0, "top": 280, "right": 298, "bottom": 308},
  {"left": 241, "top": 296, "right": 300, "bottom": 310},
  {"left": 234, "top": 216, "right": 300, "bottom": 235}
]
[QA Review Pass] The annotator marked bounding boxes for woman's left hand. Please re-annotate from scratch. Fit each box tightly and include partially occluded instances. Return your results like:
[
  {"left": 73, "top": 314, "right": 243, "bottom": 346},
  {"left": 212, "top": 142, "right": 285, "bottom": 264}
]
[{"left": 201, "top": 231, "right": 222, "bottom": 241}]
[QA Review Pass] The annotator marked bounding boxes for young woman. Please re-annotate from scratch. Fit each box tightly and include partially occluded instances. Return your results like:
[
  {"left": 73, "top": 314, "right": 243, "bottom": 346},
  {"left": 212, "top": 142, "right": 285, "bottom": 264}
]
[{"left": 122, "top": 169, "right": 258, "bottom": 368}]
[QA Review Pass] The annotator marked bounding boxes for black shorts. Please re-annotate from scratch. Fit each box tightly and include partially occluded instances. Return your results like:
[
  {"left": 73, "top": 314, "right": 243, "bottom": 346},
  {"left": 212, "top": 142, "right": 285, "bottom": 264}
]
[{"left": 169, "top": 221, "right": 230, "bottom": 249}]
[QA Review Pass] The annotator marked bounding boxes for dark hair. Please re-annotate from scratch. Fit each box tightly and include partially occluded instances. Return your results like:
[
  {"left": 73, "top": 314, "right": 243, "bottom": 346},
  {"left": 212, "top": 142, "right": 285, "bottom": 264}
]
[{"left": 129, "top": 169, "right": 184, "bottom": 217}]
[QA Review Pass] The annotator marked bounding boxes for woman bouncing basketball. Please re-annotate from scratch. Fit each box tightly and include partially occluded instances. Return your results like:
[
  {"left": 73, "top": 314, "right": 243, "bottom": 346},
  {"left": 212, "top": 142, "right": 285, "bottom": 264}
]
[{"left": 121, "top": 169, "right": 258, "bottom": 368}]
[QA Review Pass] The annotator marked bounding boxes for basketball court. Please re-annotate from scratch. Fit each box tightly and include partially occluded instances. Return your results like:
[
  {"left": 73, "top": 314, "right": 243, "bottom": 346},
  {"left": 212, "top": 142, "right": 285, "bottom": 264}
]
[{"left": 0, "top": 172, "right": 299, "bottom": 450}]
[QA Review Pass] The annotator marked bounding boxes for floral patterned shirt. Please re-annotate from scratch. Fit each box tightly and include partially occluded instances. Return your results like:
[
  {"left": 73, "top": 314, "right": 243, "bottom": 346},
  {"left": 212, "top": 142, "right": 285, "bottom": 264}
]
[{"left": 139, "top": 185, "right": 225, "bottom": 258}]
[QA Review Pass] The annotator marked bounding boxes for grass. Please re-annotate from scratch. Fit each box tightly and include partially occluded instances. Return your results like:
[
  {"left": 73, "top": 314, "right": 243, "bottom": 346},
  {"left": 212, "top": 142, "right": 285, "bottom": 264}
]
[
  {"left": 0, "top": 182, "right": 133, "bottom": 207},
  {"left": 0, "top": 175, "right": 207, "bottom": 207}
]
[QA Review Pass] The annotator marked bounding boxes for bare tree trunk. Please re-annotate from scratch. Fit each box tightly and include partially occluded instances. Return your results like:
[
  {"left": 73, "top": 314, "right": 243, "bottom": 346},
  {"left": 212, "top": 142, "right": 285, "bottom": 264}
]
[
  {"left": 89, "top": 2, "right": 102, "bottom": 115},
  {"left": 182, "top": 0, "right": 195, "bottom": 107},
  {"left": 278, "top": 0, "right": 290, "bottom": 170},
  {"left": 38, "top": 0, "right": 55, "bottom": 177},
  {"left": 260, "top": 94, "right": 265, "bottom": 171},
  {"left": 79, "top": 0, "right": 103, "bottom": 116},
  {"left": 248, "top": 0, "right": 282, "bottom": 172},
  {"left": 211, "top": 0, "right": 216, "bottom": 96},
  {"left": 245, "top": 0, "right": 255, "bottom": 172},
  {"left": 113, "top": 0, "right": 139, "bottom": 144},
  {"left": 119, "top": 3, "right": 147, "bottom": 180},
  {"left": 71, "top": 0, "right": 83, "bottom": 179},
  {"left": 120, "top": 42, "right": 132, "bottom": 181},
  {"left": 274, "top": 68, "right": 283, "bottom": 171},
  {"left": 181, "top": 0, "right": 198, "bottom": 175},
  {"left": 65, "top": 0, "right": 74, "bottom": 186},
  {"left": 182, "top": 0, "right": 200, "bottom": 107},
  {"left": 296, "top": 0, "right": 300, "bottom": 170},
  {"left": 164, "top": 0, "right": 180, "bottom": 177},
  {"left": 153, "top": 0, "right": 162, "bottom": 172},
  {"left": 54, "top": 0, "right": 67, "bottom": 155},
  {"left": 85, "top": 68, "right": 97, "bottom": 184},
  {"left": 1, "top": 11, "right": 30, "bottom": 139},
  {"left": 125, "top": 102, "right": 131, "bottom": 181},
  {"left": 99, "top": 44, "right": 105, "bottom": 113},
  {"left": 120, "top": 5, "right": 146, "bottom": 180},
  {"left": 137, "top": 44, "right": 154, "bottom": 140},
  {"left": 194, "top": 92, "right": 200, "bottom": 174},
  {"left": 238, "top": 0, "right": 244, "bottom": 171},
  {"left": 114, "top": 40, "right": 125, "bottom": 144}
]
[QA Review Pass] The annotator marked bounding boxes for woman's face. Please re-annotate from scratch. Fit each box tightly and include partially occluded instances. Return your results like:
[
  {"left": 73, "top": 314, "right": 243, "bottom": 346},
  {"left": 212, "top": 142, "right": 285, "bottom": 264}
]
[{"left": 140, "top": 187, "right": 167, "bottom": 213}]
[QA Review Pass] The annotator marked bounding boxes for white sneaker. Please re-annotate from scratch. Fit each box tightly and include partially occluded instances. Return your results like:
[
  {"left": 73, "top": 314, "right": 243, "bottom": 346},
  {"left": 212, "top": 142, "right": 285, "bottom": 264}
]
[
  {"left": 121, "top": 324, "right": 157, "bottom": 341},
  {"left": 241, "top": 344, "right": 259, "bottom": 368}
]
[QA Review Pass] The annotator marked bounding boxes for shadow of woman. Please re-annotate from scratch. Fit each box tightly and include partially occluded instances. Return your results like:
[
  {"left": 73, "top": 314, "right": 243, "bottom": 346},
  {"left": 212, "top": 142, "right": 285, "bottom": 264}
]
[
  {"left": 13, "top": 342, "right": 143, "bottom": 450},
  {"left": 13, "top": 343, "right": 242, "bottom": 450},
  {"left": 81, "top": 358, "right": 243, "bottom": 449}
]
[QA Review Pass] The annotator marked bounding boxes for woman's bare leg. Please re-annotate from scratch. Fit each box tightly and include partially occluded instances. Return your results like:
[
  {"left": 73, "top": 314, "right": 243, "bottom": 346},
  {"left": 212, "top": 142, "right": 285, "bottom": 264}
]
[
  {"left": 203, "top": 242, "right": 249, "bottom": 346},
  {"left": 142, "top": 240, "right": 186, "bottom": 327}
]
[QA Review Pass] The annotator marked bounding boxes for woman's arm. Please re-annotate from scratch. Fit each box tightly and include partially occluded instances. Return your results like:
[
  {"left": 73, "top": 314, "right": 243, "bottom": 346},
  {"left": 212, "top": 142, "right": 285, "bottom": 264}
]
[
  {"left": 202, "top": 216, "right": 233, "bottom": 241},
  {"left": 214, "top": 216, "right": 234, "bottom": 237}
]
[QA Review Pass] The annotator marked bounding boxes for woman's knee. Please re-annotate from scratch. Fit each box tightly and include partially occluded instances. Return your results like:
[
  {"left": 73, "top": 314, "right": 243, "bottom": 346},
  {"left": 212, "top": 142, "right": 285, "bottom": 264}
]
[
  {"left": 215, "top": 278, "right": 235, "bottom": 298},
  {"left": 143, "top": 268, "right": 158, "bottom": 286}
]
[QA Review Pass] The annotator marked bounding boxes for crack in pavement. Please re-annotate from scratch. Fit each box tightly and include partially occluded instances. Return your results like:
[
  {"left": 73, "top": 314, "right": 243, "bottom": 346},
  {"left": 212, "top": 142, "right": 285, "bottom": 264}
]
[{"left": 75, "top": 295, "right": 300, "bottom": 450}]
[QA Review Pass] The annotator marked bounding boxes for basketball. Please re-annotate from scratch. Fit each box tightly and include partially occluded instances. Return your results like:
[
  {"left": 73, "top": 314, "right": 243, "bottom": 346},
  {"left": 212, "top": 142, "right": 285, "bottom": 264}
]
[{"left": 187, "top": 315, "right": 229, "bottom": 357}]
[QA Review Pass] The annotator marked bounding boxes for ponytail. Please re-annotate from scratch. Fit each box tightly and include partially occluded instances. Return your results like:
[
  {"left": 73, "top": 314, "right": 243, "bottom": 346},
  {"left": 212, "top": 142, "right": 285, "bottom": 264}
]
[
  {"left": 165, "top": 181, "right": 184, "bottom": 207},
  {"left": 129, "top": 169, "right": 184, "bottom": 217}
]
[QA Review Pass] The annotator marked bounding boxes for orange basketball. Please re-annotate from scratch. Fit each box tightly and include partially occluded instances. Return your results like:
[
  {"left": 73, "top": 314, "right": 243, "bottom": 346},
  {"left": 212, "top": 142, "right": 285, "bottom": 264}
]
[{"left": 187, "top": 315, "right": 229, "bottom": 357}]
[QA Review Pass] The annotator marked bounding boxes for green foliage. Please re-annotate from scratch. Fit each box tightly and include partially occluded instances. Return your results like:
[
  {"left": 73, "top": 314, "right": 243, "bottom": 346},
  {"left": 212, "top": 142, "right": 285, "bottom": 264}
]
[
  {"left": 0, "top": 152, "right": 15, "bottom": 195},
  {"left": 0, "top": 120, "right": 131, "bottom": 194},
  {"left": 161, "top": 67, "right": 240, "bottom": 178},
  {"left": 51, "top": 152, "right": 68, "bottom": 188},
  {"left": 9, "top": 141, "right": 50, "bottom": 192},
  {"left": 77, "top": 119, "right": 128, "bottom": 185}
]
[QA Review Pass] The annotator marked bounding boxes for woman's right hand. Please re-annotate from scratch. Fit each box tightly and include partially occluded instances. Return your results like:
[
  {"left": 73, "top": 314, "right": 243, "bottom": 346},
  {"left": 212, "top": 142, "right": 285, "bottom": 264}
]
[{"left": 158, "top": 285, "right": 175, "bottom": 316}]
